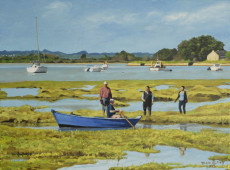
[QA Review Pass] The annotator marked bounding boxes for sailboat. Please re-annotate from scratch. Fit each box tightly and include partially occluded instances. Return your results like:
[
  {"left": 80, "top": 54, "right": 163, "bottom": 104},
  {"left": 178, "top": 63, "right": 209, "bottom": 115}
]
[
  {"left": 27, "top": 17, "right": 47, "bottom": 73},
  {"left": 101, "top": 60, "right": 108, "bottom": 70}
]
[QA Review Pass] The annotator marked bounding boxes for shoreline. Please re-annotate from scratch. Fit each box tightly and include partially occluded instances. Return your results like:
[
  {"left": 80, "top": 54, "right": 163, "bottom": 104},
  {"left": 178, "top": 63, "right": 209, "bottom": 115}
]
[
  {"left": 1, "top": 62, "right": 230, "bottom": 66},
  {"left": 128, "top": 63, "right": 230, "bottom": 66}
]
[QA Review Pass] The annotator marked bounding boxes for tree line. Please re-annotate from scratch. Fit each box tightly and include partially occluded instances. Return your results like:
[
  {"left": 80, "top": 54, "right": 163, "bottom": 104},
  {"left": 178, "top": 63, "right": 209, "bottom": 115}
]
[{"left": 0, "top": 35, "right": 229, "bottom": 63}]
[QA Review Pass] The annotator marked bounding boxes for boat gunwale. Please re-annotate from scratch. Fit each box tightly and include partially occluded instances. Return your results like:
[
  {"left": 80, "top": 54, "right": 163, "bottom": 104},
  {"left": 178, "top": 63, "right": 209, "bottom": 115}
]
[{"left": 51, "top": 109, "right": 142, "bottom": 120}]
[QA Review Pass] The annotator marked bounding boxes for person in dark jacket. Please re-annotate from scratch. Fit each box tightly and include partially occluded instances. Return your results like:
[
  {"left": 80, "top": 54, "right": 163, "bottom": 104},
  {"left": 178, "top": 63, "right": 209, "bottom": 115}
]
[
  {"left": 175, "top": 86, "right": 188, "bottom": 114},
  {"left": 106, "top": 99, "right": 121, "bottom": 118},
  {"left": 142, "top": 86, "right": 154, "bottom": 116}
]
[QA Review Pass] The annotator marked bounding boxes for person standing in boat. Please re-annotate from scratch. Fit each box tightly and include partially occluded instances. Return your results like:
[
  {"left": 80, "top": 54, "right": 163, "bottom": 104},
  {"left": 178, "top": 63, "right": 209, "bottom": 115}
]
[
  {"left": 99, "top": 81, "right": 112, "bottom": 116},
  {"left": 142, "top": 86, "right": 154, "bottom": 116},
  {"left": 106, "top": 99, "right": 121, "bottom": 118},
  {"left": 174, "top": 86, "right": 188, "bottom": 114}
]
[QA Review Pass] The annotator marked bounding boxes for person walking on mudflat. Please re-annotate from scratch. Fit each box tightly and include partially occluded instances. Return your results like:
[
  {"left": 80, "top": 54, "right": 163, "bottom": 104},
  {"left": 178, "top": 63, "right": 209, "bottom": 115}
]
[
  {"left": 99, "top": 81, "right": 112, "bottom": 116},
  {"left": 142, "top": 86, "right": 154, "bottom": 116},
  {"left": 175, "top": 86, "right": 188, "bottom": 114}
]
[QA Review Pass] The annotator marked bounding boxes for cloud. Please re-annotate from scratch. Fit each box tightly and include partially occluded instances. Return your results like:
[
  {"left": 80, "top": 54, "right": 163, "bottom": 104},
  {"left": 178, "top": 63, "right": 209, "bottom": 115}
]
[
  {"left": 164, "top": 12, "right": 188, "bottom": 22},
  {"left": 147, "top": 11, "right": 161, "bottom": 17},
  {"left": 163, "top": 2, "right": 230, "bottom": 26},
  {"left": 86, "top": 11, "right": 139, "bottom": 26},
  {"left": 42, "top": 1, "right": 72, "bottom": 18}
]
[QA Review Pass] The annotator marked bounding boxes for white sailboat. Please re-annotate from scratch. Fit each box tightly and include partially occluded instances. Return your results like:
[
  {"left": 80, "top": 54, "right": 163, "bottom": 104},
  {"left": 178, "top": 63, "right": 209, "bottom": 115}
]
[
  {"left": 101, "top": 60, "right": 108, "bottom": 70},
  {"left": 84, "top": 65, "right": 103, "bottom": 72},
  {"left": 27, "top": 17, "right": 47, "bottom": 73}
]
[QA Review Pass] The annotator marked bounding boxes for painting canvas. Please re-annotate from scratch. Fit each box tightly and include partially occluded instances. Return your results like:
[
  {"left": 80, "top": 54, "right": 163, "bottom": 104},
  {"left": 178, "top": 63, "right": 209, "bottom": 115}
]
[{"left": 0, "top": 0, "right": 230, "bottom": 169}]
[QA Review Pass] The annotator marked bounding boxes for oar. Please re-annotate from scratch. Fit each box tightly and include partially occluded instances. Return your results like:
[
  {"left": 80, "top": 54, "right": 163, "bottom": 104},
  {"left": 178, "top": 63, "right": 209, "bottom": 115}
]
[{"left": 119, "top": 111, "right": 135, "bottom": 129}]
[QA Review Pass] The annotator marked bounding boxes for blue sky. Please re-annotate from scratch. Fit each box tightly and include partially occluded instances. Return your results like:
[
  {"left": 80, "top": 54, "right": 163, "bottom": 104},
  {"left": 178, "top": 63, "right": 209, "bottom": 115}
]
[{"left": 0, "top": 0, "right": 230, "bottom": 53}]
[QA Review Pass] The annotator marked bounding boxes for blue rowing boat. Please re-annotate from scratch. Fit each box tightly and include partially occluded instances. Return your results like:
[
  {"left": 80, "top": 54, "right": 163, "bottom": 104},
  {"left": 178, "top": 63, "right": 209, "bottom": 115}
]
[{"left": 51, "top": 109, "right": 142, "bottom": 128}]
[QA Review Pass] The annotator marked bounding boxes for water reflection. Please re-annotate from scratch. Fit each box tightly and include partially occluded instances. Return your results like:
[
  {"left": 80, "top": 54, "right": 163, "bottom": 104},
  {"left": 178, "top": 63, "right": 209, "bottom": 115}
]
[
  {"left": 60, "top": 145, "right": 229, "bottom": 170},
  {"left": 135, "top": 123, "right": 230, "bottom": 134},
  {"left": 15, "top": 123, "right": 230, "bottom": 134},
  {"left": 179, "top": 124, "right": 187, "bottom": 131},
  {"left": 16, "top": 125, "right": 130, "bottom": 132},
  {"left": 179, "top": 147, "right": 187, "bottom": 156}
]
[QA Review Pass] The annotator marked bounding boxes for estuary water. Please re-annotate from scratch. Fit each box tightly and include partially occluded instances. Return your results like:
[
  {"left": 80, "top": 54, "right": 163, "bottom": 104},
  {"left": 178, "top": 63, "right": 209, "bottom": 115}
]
[
  {"left": 1, "top": 96, "right": 230, "bottom": 113},
  {"left": 60, "top": 145, "right": 229, "bottom": 170},
  {"left": 0, "top": 64, "right": 230, "bottom": 82},
  {"left": 16, "top": 123, "right": 230, "bottom": 134}
]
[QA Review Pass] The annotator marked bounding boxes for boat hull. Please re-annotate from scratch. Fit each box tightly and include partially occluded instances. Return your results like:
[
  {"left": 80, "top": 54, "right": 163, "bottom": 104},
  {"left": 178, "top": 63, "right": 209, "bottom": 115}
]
[
  {"left": 150, "top": 67, "right": 172, "bottom": 71},
  {"left": 27, "top": 66, "right": 47, "bottom": 73},
  {"left": 89, "top": 67, "right": 102, "bottom": 72},
  {"left": 51, "top": 110, "right": 141, "bottom": 128},
  {"left": 210, "top": 67, "right": 223, "bottom": 71}
]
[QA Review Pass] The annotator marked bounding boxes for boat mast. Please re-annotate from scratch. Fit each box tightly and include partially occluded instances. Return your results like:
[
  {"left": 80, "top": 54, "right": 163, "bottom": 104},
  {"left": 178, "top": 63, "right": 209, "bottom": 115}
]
[{"left": 36, "top": 16, "right": 40, "bottom": 62}]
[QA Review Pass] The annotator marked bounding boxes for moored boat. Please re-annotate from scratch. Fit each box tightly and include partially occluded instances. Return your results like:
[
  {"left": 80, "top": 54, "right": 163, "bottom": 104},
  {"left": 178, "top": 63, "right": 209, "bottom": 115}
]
[
  {"left": 101, "top": 61, "right": 108, "bottom": 70},
  {"left": 51, "top": 109, "right": 142, "bottom": 128},
  {"left": 27, "top": 17, "right": 47, "bottom": 73},
  {"left": 27, "top": 61, "right": 47, "bottom": 73},
  {"left": 207, "top": 63, "right": 223, "bottom": 71},
  {"left": 84, "top": 65, "right": 103, "bottom": 72},
  {"left": 150, "top": 60, "right": 172, "bottom": 71}
]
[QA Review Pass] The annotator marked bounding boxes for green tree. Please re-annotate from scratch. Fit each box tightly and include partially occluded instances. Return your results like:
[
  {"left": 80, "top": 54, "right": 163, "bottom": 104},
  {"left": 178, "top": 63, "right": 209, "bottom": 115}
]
[
  {"left": 111, "top": 50, "right": 136, "bottom": 62},
  {"left": 177, "top": 35, "right": 224, "bottom": 61},
  {"left": 226, "top": 51, "right": 230, "bottom": 60},
  {"left": 153, "top": 48, "right": 177, "bottom": 61}
]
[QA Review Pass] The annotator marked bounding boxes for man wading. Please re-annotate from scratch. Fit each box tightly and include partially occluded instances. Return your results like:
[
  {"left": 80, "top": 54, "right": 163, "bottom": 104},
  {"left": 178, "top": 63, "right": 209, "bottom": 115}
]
[
  {"left": 99, "top": 81, "right": 112, "bottom": 116},
  {"left": 142, "top": 86, "right": 154, "bottom": 116}
]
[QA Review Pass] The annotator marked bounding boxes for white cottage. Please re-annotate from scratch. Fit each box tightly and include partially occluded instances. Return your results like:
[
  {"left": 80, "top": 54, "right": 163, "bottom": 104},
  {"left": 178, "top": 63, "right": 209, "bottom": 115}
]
[{"left": 207, "top": 50, "right": 226, "bottom": 61}]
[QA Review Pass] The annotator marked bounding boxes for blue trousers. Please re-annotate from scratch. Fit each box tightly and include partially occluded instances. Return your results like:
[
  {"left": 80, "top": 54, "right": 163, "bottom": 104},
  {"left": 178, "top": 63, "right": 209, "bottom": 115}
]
[
  {"left": 102, "top": 98, "right": 110, "bottom": 111},
  {"left": 179, "top": 100, "right": 186, "bottom": 114}
]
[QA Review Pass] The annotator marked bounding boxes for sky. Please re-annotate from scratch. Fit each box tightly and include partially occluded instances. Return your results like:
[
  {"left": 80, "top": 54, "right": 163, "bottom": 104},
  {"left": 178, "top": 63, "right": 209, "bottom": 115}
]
[{"left": 0, "top": 0, "right": 230, "bottom": 53}]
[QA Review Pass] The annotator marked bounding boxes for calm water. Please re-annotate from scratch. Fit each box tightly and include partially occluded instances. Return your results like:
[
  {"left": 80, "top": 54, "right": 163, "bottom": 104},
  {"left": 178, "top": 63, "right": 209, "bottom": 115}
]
[
  {"left": 1, "top": 96, "right": 230, "bottom": 113},
  {"left": 1, "top": 88, "right": 39, "bottom": 97},
  {"left": 60, "top": 145, "right": 229, "bottom": 170},
  {"left": 0, "top": 64, "right": 230, "bottom": 82},
  {"left": 16, "top": 123, "right": 230, "bottom": 134}
]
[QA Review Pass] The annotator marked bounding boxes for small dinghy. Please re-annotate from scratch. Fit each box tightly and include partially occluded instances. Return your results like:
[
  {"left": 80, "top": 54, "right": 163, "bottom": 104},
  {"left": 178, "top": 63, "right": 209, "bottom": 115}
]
[{"left": 51, "top": 109, "right": 142, "bottom": 128}]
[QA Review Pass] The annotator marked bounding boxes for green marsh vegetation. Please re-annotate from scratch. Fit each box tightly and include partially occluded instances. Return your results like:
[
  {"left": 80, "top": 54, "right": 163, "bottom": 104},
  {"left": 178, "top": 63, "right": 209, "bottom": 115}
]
[
  {"left": 0, "top": 79, "right": 229, "bottom": 102},
  {"left": 1, "top": 125, "right": 230, "bottom": 169},
  {"left": 0, "top": 79, "right": 230, "bottom": 125},
  {"left": 0, "top": 101, "right": 229, "bottom": 125},
  {"left": 0, "top": 80, "right": 230, "bottom": 169}
]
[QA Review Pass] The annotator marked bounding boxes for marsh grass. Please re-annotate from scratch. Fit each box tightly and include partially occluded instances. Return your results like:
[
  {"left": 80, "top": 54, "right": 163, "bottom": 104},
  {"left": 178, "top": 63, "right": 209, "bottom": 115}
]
[
  {"left": 0, "top": 100, "right": 229, "bottom": 125},
  {"left": 0, "top": 105, "right": 54, "bottom": 124},
  {"left": 109, "top": 163, "right": 210, "bottom": 170},
  {"left": 0, "top": 80, "right": 230, "bottom": 102},
  {"left": 1, "top": 80, "right": 230, "bottom": 169},
  {"left": 1, "top": 125, "right": 230, "bottom": 169}
]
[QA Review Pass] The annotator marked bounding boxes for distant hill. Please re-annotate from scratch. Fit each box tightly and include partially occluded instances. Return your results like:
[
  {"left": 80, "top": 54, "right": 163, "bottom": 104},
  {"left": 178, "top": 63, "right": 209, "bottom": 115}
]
[{"left": 0, "top": 50, "right": 153, "bottom": 59}]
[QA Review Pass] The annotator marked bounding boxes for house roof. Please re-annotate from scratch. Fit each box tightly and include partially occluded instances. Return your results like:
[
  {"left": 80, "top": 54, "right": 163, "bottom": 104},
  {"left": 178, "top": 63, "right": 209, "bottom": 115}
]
[{"left": 215, "top": 50, "right": 226, "bottom": 56}]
